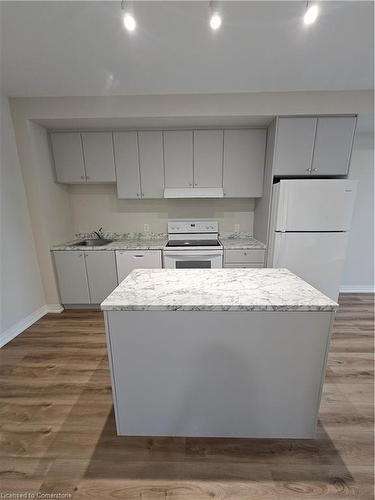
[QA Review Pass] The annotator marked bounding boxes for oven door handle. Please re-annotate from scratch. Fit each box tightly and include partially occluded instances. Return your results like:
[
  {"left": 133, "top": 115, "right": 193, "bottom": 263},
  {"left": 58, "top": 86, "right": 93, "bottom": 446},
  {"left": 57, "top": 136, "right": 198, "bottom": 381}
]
[{"left": 164, "top": 252, "right": 222, "bottom": 258}]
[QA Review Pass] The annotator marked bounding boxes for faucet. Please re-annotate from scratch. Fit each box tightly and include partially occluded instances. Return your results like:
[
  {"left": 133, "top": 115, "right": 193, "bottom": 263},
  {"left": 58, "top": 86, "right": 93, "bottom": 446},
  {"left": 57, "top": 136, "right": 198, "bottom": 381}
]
[{"left": 93, "top": 227, "right": 104, "bottom": 239}]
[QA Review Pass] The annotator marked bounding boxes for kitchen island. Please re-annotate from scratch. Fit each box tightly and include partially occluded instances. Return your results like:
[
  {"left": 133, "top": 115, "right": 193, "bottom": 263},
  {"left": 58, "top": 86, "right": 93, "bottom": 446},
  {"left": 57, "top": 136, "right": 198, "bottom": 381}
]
[{"left": 101, "top": 268, "right": 337, "bottom": 439}]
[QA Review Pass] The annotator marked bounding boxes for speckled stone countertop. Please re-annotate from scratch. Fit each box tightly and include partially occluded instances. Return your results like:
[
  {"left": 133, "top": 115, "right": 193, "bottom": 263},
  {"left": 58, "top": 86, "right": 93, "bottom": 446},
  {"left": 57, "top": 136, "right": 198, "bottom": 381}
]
[
  {"left": 51, "top": 234, "right": 167, "bottom": 251},
  {"left": 219, "top": 233, "right": 266, "bottom": 250},
  {"left": 101, "top": 268, "right": 338, "bottom": 312}
]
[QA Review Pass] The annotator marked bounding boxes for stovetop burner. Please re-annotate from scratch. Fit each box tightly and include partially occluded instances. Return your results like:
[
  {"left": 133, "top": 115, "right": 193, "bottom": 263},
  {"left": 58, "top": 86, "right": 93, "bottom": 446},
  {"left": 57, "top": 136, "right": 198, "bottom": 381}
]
[{"left": 166, "top": 239, "right": 221, "bottom": 247}]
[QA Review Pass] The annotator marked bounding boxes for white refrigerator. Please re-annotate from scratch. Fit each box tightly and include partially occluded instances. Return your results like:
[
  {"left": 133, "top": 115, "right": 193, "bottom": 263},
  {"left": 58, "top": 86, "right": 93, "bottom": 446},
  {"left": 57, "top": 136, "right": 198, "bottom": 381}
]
[{"left": 267, "top": 179, "right": 357, "bottom": 301}]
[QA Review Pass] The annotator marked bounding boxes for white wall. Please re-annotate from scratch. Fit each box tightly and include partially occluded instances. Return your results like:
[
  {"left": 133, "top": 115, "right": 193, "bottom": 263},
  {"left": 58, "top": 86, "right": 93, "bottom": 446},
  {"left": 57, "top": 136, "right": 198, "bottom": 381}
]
[
  {"left": 9, "top": 113, "right": 74, "bottom": 306},
  {"left": 0, "top": 94, "right": 45, "bottom": 344},
  {"left": 341, "top": 131, "right": 374, "bottom": 292},
  {"left": 68, "top": 184, "right": 254, "bottom": 235},
  {"left": 25, "top": 121, "right": 74, "bottom": 303}
]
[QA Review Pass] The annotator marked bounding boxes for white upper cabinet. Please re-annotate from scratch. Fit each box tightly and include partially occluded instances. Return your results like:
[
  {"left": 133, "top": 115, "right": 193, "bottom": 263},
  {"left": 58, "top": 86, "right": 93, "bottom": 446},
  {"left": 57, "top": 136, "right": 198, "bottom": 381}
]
[
  {"left": 311, "top": 117, "right": 357, "bottom": 176},
  {"left": 81, "top": 132, "right": 116, "bottom": 182},
  {"left": 51, "top": 132, "right": 86, "bottom": 183},
  {"left": 114, "top": 131, "right": 141, "bottom": 199},
  {"left": 138, "top": 131, "right": 164, "bottom": 198},
  {"left": 273, "top": 117, "right": 317, "bottom": 176},
  {"left": 193, "top": 130, "right": 223, "bottom": 188},
  {"left": 273, "top": 116, "right": 357, "bottom": 177},
  {"left": 164, "top": 130, "right": 193, "bottom": 188},
  {"left": 223, "top": 129, "right": 266, "bottom": 197}
]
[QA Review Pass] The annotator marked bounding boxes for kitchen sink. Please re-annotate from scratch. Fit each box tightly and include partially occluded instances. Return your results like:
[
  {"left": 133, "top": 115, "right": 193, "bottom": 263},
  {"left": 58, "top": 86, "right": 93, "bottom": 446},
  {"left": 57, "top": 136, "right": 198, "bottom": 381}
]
[{"left": 71, "top": 239, "right": 113, "bottom": 247}]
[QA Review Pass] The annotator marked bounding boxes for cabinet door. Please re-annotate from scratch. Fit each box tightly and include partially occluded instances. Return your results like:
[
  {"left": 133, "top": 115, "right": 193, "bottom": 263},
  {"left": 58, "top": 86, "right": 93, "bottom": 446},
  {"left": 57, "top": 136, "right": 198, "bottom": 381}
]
[
  {"left": 81, "top": 132, "right": 116, "bottom": 182},
  {"left": 138, "top": 131, "right": 164, "bottom": 198},
  {"left": 51, "top": 132, "right": 86, "bottom": 183},
  {"left": 116, "top": 250, "right": 162, "bottom": 282},
  {"left": 53, "top": 251, "right": 90, "bottom": 304},
  {"left": 193, "top": 130, "right": 223, "bottom": 188},
  {"left": 223, "top": 129, "right": 266, "bottom": 197},
  {"left": 311, "top": 116, "right": 356, "bottom": 176},
  {"left": 85, "top": 251, "right": 118, "bottom": 304},
  {"left": 164, "top": 131, "right": 193, "bottom": 188},
  {"left": 273, "top": 118, "right": 317, "bottom": 176},
  {"left": 114, "top": 132, "right": 141, "bottom": 199}
]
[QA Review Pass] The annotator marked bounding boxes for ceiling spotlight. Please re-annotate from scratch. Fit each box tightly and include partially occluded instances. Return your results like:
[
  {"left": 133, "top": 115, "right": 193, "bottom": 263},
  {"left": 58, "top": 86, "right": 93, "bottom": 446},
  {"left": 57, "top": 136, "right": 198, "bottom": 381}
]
[
  {"left": 123, "top": 12, "right": 136, "bottom": 32},
  {"left": 210, "top": 12, "right": 222, "bottom": 30},
  {"left": 121, "top": 1, "right": 136, "bottom": 32},
  {"left": 209, "top": 1, "right": 222, "bottom": 30},
  {"left": 304, "top": 3, "right": 319, "bottom": 25}
]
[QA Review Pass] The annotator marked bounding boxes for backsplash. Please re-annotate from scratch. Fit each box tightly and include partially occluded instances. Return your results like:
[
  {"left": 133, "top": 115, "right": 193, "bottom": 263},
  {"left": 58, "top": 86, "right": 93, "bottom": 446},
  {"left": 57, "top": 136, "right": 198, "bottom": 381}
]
[
  {"left": 75, "top": 231, "right": 166, "bottom": 240},
  {"left": 68, "top": 184, "right": 255, "bottom": 235}
]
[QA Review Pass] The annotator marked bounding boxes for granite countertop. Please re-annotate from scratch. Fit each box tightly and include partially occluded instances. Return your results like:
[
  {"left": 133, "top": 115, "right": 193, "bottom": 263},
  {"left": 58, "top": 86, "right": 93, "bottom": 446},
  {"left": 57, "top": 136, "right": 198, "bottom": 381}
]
[
  {"left": 52, "top": 233, "right": 265, "bottom": 252},
  {"left": 219, "top": 234, "right": 266, "bottom": 250},
  {"left": 51, "top": 235, "right": 168, "bottom": 251},
  {"left": 101, "top": 268, "right": 338, "bottom": 312}
]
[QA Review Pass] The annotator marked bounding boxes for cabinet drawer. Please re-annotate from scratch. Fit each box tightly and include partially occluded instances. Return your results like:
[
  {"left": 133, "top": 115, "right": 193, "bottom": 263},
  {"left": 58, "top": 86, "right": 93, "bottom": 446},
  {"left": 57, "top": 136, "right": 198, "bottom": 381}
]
[
  {"left": 224, "top": 263, "right": 265, "bottom": 269},
  {"left": 224, "top": 249, "right": 265, "bottom": 264}
]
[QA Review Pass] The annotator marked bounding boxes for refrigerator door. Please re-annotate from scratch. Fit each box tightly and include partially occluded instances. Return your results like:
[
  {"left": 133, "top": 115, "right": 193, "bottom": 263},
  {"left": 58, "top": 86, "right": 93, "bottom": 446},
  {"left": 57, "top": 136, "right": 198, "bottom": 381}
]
[
  {"left": 274, "top": 179, "right": 357, "bottom": 232},
  {"left": 270, "top": 231, "right": 349, "bottom": 301}
]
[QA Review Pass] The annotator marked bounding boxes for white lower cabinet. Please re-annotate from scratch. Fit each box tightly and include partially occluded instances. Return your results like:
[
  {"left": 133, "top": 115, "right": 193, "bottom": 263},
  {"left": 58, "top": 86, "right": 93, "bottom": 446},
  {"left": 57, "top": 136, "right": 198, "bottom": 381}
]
[
  {"left": 85, "top": 251, "right": 118, "bottom": 303},
  {"left": 53, "top": 250, "right": 118, "bottom": 305},
  {"left": 224, "top": 249, "right": 265, "bottom": 268},
  {"left": 116, "top": 250, "right": 162, "bottom": 282},
  {"left": 53, "top": 251, "right": 90, "bottom": 304}
]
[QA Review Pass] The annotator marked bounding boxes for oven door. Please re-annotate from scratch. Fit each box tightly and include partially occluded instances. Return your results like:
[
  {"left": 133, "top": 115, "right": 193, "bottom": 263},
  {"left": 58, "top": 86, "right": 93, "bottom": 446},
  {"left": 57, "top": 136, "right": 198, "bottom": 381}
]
[{"left": 163, "top": 250, "right": 223, "bottom": 269}]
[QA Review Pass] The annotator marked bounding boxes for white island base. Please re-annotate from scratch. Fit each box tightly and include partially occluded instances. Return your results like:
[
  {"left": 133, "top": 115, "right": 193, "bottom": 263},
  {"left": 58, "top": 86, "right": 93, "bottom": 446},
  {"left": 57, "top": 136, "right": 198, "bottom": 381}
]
[
  {"left": 102, "top": 269, "right": 337, "bottom": 439},
  {"left": 105, "top": 310, "right": 333, "bottom": 438}
]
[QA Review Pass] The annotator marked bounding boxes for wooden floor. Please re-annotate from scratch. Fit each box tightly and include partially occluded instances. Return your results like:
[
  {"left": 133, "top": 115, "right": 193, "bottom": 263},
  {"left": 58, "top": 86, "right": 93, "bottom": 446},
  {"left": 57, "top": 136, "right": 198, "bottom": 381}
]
[{"left": 0, "top": 294, "right": 373, "bottom": 499}]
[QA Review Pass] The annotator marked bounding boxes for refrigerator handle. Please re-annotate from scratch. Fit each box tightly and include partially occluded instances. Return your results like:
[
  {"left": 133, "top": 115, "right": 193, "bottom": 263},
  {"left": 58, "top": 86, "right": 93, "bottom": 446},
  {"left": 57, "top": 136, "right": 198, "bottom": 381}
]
[
  {"left": 279, "top": 183, "right": 288, "bottom": 232},
  {"left": 273, "top": 232, "right": 285, "bottom": 267}
]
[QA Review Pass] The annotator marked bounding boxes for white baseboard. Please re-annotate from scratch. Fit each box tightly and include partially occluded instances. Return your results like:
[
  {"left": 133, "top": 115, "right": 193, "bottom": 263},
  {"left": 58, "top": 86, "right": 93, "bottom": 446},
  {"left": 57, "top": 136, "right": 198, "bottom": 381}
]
[
  {"left": 46, "top": 303, "right": 64, "bottom": 313},
  {"left": 0, "top": 303, "right": 63, "bottom": 348},
  {"left": 340, "top": 285, "right": 375, "bottom": 293}
]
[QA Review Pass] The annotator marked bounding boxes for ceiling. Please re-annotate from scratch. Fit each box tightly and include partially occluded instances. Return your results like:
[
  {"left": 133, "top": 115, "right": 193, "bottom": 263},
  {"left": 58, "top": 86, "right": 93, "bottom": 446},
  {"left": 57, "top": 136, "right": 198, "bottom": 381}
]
[{"left": 1, "top": 1, "right": 373, "bottom": 97}]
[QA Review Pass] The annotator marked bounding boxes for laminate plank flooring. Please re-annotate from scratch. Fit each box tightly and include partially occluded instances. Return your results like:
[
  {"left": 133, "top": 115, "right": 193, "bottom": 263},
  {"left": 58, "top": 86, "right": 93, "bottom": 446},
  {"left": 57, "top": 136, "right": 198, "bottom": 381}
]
[{"left": 0, "top": 294, "right": 373, "bottom": 499}]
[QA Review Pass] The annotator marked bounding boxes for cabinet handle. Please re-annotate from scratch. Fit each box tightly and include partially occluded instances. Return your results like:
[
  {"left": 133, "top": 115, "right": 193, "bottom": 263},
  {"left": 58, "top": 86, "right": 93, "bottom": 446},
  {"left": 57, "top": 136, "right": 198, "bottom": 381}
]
[
  {"left": 85, "top": 253, "right": 89, "bottom": 257},
  {"left": 79, "top": 253, "right": 83, "bottom": 257},
  {"left": 80, "top": 175, "right": 85, "bottom": 180},
  {"left": 223, "top": 192, "right": 226, "bottom": 196},
  {"left": 194, "top": 183, "right": 198, "bottom": 187},
  {"left": 136, "top": 193, "right": 140, "bottom": 197},
  {"left": 311, "top": 168, "right": 318, "bottom": 172},
  {"left": 306, "top": 168, "right": 312, "bottom": 173},
  {"left": 134, "top": 254, "right": 145, "bottom": 258}
]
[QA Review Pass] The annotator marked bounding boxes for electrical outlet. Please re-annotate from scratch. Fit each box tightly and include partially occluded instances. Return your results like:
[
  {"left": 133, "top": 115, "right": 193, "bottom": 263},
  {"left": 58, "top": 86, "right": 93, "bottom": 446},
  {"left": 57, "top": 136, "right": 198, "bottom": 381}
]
[
  {"left": 234, "top": 224, "right": 240, "bottom": 233},
  {"left": 143, "top": 224, "right": 150, "bottom": 233}
]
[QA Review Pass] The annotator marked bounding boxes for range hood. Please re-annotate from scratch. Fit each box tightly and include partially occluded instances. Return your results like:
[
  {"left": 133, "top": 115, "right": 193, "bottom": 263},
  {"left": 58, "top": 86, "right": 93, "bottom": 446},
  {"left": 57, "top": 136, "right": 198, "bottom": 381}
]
[{"left": 164, "top": 188, "right": 224, "bottom": 199}]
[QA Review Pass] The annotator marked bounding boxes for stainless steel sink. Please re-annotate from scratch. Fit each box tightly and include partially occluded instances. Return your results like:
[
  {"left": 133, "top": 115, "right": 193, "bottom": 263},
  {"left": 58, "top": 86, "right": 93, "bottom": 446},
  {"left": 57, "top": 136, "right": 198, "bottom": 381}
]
[{"left": 71, "top": 239, "right": 113, "bottom": 247}]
